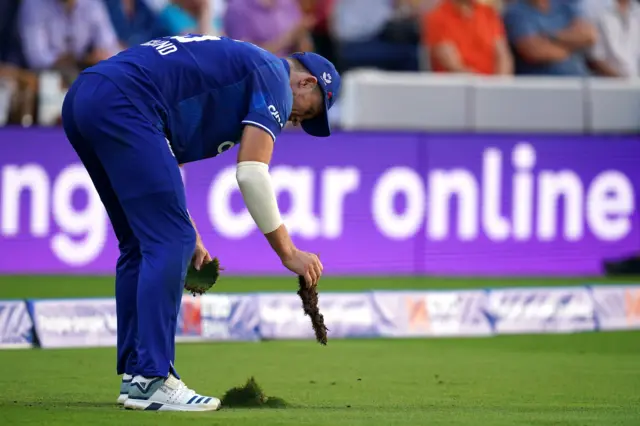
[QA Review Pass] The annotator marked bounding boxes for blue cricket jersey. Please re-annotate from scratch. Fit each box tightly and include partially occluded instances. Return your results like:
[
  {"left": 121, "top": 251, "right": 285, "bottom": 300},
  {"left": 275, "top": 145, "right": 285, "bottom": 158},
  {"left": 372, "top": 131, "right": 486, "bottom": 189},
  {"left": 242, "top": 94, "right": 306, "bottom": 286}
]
[{"left": 82, "top": 34, "right": 293, "bottom": 164}]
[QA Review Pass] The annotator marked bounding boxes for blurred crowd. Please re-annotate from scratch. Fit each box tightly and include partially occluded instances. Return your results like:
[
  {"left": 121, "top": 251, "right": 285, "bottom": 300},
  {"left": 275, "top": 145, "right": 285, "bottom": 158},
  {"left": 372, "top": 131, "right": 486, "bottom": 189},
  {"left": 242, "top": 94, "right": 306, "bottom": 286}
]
[{"left": 0, "top": 0, "right": 639, "bottom": 126}]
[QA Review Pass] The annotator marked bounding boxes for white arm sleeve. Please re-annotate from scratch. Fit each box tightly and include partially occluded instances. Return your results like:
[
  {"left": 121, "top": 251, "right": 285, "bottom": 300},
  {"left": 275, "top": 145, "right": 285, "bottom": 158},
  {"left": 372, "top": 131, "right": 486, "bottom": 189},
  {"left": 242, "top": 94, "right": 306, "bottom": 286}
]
[{"left": 236, "top": 161, "right": 283, "bottom": 234}]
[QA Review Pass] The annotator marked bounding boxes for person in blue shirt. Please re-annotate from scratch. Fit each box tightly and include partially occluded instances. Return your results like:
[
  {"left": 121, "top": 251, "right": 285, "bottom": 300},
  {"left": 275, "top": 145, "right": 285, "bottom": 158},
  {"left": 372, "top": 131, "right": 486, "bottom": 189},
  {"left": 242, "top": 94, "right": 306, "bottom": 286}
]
[
  {"left": 103, "top": 0, "right": 172, "bottom": 49},
  {"left": 504, "top": 0, "right": 597, "bottom": 76},
  {"left": 61, "top": 34, "right": 339, "bottom": 412}
]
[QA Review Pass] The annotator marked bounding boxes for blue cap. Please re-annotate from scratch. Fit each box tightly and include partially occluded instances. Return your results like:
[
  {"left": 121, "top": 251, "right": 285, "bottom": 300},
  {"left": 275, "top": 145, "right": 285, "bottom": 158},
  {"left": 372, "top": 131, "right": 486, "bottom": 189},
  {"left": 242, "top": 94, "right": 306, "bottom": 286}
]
[{"left": 290, "top": 52, "right": 340, "bottom": 138}]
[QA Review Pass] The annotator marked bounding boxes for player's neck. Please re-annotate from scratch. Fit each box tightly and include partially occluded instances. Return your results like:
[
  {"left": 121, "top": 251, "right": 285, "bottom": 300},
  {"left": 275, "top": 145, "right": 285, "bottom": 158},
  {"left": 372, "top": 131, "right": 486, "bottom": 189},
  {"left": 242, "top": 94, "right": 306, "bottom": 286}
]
[{"left": 284, "top": 58, "right": 296, "bottom": 74}]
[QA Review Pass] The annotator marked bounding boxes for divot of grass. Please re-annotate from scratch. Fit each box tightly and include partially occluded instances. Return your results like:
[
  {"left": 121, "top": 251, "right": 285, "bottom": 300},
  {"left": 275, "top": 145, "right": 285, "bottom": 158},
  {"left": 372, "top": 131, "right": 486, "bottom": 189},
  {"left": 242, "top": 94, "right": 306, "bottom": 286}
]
[{"left": 220, "top": 377, "right": 288, "bottom": 409}]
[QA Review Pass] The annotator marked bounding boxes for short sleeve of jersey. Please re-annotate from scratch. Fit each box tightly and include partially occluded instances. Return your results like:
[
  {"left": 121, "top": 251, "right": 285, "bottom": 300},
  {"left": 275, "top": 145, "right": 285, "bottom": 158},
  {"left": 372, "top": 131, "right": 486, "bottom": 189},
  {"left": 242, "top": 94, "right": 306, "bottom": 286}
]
[{"left": 242, "top": 60, "right": 292, "bottom": 142}]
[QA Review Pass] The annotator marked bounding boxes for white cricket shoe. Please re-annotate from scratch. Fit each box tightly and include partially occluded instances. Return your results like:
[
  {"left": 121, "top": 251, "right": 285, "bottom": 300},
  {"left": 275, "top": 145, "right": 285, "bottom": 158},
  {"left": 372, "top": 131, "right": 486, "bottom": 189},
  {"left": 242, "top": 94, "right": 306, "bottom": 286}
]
[
  {"left": 117, "top": 373, "right": 133, "bottom": 404},
  {"left": 124, "top": 374, "right": 221, "bottom": 411}
]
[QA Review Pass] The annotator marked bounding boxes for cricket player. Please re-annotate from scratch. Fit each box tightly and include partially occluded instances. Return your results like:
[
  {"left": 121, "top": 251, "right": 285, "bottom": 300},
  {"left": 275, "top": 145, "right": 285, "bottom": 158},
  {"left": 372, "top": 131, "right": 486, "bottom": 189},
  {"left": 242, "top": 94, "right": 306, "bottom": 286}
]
[{"left": 61, "top": 34, "right": 339, "bottom": 411}]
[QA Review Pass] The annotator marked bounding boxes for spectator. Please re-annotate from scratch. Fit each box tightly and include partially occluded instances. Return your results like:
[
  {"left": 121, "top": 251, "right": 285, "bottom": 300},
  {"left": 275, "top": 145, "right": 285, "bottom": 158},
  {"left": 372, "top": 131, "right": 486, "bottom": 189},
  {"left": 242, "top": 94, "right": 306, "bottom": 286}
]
[
  {"left": 504, "top": 0, "right": 597, "bottom": 76},
  {"left": 224, "top": 0, "right": 313, "bottom": 56},
  {"left": 1, "top": 0, "right": 27, "bottom": 67},
  {"left": 299, "top": 0, "right": 337, "bottom": 65},
  {"left": 156, "top": 0, "right": 220, "bottom": 37},
  {"left": 423, "top": 0, "right": 513, "bottom": 75},
  {"left": 422, "top": 0, "right": 443, "bottom": 11},
  {"left": 486, "top": 0, "right": 513, "bottom": 10},
  {"left": 18, "top": 0, "right": 120, "bottom": 74},
  {"left": 588, "top": 0, "right": 640, "bottom": 77},
  {"left": 581, "top": 0, "right": 615, "bottom": 21},
  {"left": 0, "top": 64, "right": 38, "bottom": 126},
  {"left": 331, "top": 0, "right": 420, "bottom": 72},
  {"left": 211, "top": 0, "right": 226, "bottom": 35},
  {"left": 0, "top": 1, "right": 37, "bottom": 126},
  {"left": 103, "top": 0, "right": 171, "bottom": 48}
]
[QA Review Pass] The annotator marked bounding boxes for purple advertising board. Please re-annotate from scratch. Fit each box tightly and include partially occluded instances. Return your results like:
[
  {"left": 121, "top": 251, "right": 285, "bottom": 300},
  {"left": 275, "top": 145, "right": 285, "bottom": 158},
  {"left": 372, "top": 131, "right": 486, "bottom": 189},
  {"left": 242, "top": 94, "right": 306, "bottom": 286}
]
[{"left": 1, "top": 128, "right": 639, "bottom": 275}]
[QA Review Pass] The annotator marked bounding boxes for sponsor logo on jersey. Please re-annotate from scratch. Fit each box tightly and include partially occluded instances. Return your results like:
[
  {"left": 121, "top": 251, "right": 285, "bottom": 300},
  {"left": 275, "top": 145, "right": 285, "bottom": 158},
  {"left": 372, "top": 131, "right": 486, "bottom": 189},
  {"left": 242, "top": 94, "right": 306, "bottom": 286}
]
[{"left": 268, "top": 105, "right": 283, "bottom": 128}]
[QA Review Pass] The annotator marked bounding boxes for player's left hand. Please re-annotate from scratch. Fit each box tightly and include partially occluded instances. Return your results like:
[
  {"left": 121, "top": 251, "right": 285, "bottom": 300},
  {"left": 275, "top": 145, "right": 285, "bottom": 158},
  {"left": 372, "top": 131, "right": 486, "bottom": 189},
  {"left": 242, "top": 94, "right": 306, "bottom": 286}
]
[{"left": 192, "top": 237, "right": 212, "bottom": 270}]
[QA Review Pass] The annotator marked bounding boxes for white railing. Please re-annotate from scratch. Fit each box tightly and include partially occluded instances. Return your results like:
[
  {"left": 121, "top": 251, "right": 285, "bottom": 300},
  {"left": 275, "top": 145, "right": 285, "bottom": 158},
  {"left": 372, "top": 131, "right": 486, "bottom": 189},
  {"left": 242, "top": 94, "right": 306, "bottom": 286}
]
[{"left": 339, "top": 70, "right": 640, "bottom": 134}]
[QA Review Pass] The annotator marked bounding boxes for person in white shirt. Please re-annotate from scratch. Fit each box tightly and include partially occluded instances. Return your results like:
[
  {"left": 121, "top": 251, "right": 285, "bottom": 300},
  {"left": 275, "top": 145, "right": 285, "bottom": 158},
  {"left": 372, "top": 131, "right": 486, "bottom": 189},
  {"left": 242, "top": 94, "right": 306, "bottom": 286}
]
[
  {"left": 589, "top": 0, "right": 640, "bottom": 77},
  {"left": 581, "top": 0, "right": 615, "bottom": 21}
]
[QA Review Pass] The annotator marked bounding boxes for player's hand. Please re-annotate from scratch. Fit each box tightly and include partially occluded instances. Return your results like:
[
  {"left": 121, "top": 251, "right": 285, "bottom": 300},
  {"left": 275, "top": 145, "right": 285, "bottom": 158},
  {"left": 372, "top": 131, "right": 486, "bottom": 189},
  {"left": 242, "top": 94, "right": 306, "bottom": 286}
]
[
  {"left": 192, "top": 237, "right": 213, "bottom": 271},
  {"left": 282, "top": 248, "right": 323, "bottom": 287}
]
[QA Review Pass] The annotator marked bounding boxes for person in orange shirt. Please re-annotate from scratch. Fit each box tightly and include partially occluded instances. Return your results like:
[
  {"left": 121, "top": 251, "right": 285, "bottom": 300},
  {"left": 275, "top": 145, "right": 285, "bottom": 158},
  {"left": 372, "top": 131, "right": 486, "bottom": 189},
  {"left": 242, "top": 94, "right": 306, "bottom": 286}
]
[{"left": 423, "top": 0, "right": 513, "bottom": 75}]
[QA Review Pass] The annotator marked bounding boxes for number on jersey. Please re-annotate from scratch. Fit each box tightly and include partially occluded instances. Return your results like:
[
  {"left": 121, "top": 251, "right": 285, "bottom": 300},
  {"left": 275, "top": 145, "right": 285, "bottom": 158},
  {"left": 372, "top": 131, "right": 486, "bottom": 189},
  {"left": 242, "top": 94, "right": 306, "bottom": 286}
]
[
  {"left": 171, "top": 35, "right": 221, "bottom": 43},
  {"left": 142, "top": 34, "right": 249, "bottom": 56}
]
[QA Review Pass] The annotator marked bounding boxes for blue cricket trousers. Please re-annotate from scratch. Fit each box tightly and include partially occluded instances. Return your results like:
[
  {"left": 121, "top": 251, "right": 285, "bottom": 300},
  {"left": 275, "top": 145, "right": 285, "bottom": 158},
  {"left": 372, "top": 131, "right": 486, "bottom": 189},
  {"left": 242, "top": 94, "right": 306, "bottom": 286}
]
[{"left": 61, "top": 73, "right": 195, "bottom": 378}]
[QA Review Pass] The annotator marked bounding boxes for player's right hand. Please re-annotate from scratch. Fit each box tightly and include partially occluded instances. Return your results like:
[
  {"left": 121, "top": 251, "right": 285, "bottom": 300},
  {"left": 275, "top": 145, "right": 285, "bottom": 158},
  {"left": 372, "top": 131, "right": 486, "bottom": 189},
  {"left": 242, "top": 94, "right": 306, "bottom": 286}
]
[{"left": 282, "top": 248, "right": 323, "bottom": 287}]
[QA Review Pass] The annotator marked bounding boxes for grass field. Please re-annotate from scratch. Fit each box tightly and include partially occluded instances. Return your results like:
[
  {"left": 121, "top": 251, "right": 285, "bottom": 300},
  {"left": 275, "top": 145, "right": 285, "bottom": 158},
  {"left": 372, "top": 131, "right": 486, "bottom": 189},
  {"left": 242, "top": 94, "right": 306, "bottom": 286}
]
[
  {"left": 2, "top": 274, "right": 640, "bottom": 299},
  {"left": 1, "top": 275, "right": 639, "bottom": 426}
]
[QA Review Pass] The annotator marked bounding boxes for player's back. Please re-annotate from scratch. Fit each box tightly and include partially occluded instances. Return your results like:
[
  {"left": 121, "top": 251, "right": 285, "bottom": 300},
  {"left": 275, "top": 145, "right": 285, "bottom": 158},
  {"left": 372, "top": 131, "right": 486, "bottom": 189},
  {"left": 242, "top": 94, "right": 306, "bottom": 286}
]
[{"left": 83, "top": 35, "right": 292, "bottom": 163}]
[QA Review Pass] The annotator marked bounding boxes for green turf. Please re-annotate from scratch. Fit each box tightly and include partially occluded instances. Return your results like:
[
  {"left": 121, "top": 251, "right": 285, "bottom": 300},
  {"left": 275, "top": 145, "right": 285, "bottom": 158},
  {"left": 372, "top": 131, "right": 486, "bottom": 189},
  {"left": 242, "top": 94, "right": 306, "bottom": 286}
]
[
  {"left": 1, "top": 334, "right": 639, "bottom": 425},
  {"left": 2, "top": 275, "right": 639, "bottom": 425},
  {"left": 0, "top": 274, "right": 639, "bottom": 299}
]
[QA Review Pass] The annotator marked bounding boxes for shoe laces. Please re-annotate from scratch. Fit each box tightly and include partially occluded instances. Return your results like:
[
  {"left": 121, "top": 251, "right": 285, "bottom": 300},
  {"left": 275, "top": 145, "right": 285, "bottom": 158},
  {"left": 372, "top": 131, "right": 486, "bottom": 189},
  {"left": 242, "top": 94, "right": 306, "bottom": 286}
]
[{"left": 177, "top": 379, "right": 197, "bottom": 399}]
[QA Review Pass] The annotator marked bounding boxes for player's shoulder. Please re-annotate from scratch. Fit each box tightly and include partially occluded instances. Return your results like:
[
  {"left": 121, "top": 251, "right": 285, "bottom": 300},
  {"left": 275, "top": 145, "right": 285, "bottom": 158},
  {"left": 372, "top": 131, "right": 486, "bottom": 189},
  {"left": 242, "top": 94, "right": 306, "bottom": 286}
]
[
  {"left": 231, "top": 39, "right": 289, "bottom": 78},
  {"left": 238, "top": 42, "right": 290, "bottom": 95},
  {"left": 239, "top": 42, "right": 292, "bottom": 139}
]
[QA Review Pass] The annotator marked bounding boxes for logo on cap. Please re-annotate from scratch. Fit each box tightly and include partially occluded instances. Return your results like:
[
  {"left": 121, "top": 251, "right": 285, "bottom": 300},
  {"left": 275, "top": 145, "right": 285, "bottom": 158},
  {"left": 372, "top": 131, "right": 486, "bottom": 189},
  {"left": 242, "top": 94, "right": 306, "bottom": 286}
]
[{"left": 321, "top": 72, "right": 332, "bottom": 85}]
